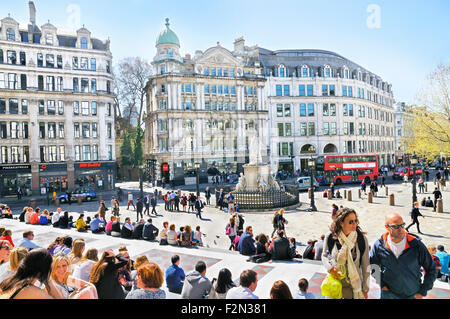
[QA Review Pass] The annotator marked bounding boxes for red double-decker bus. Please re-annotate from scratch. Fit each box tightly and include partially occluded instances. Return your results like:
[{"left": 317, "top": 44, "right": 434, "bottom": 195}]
[{"left": 315, "top": 154, "right": 379, "bottom": 185}]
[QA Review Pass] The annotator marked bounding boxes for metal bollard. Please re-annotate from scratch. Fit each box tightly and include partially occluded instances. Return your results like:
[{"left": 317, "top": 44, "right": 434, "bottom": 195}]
[
  {"left": 327, "top": 189, "right": 332, "bottom": 200},
  {"left": 385, "top": 186, "right": 388, "bottom": 196},
  {"left": 55, "top": 198, "right": 60, "bottom": 208},
  {"left": 358, "top": 189, "right": 362, "bottom": 199},
  {"left": 308, "top": 188, "right": 312, "bottom": 199},
  {"left": 347, "top": 190, "right": 352, "bottom": 201},
  {"left": 368, "top": 192, "right": 373, "bottom": 203},
  {"left": 344, "top": 190, "right": 347, "bottom": 199}
]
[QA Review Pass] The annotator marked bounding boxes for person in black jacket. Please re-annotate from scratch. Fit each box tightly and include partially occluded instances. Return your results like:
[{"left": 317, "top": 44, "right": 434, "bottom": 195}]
[
  {"left": 432, "top": 187, "right": 442, "bottom": 212},
  {"left": 302, "top": 240, "right": 316, "bottom": 260},
  {"left": 195, "top": 196, "right": 204, "bottom": 219},
  {"left": 270, "top": 230, "right": 294, "bottom": 261},
  {"left": 132, "top": 219, "right": 145, "bottom": 240},
  {"left": 136, "top": 198, "right": 144, "bottom": 222},
  {"left": 121, "top": 218, "right": 133, "bottom": 239},
  {"left": 205, "top": 187, "right": 211, "bottom": 205},
  {"left": 58, "top": 211, "right": 70, "bottom": 229},
  {"left": 142, "top": 219, "right": 159, "bottom": 241},
  {"left": 150, "top": 195, "right": 157, "bottom": 215},
  {"left": 89, "top": 249, "right": 129, "bottom": 299},
  {"left": 406, "top": 202, "right": 424, "bottom": 234}
]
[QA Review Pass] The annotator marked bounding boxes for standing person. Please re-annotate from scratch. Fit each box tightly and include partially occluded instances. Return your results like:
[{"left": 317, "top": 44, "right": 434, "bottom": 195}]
[
  {"left": 406, "top": 202, "right": 425, "bottom": 234},
  {"left": 165, "top": 255, "right": 185, "bottom": 294},
  {"left": 17, "top": 186, "right": 22, "bottom": 200},
  {"left": 143, "top": 194, "right": 151, "bottom": 216},
  {"left": 89, "top": 249, "right": 129, "bottom": 299},
  {"left": 113, "top": 199, "right": 120, "bottom": 217},
  {"left": 66, "top": 190, "right": 72, "bottom": 206},
  {"left": 217, "top": 189, "right": 225, "bottom": 211},
  {"left": 271, "top": 211, "right": 279, "bottom": 238},
  {"left": 150, "top": 195, "right": 157, "bottom": 216},
  {"left": 180, "top": 261, "right": 212, "bottom": 299},
  {"left": 227, "top": 192, "right": 235, "bottom": 214},
  {"left": 361, "top": 180, "right": 366, "bottom": 195},
  {"left": 98, "top": 201, "right": 108, "bottom": 221},
  {"left": 226, "top": 269, "right": 259, "bottom": 299},
  {"left": 322, "top": 208, "right": 370, "bottom": 299},
  {"left": 164, "top": 192, "right": 169, "bottom": 211},
  {"left": 188, "top": 193, "right": 196, "bottom": 213},
  {"left": 136, "top": 198, "right": 144, "bottom": 222},
  {"left": 369, "top": 213, "right": 437, "bottom": 299},
  {"left": 432, "top": 187, "right": 442, "bottom": 212},
  {"left": 225, "top": 217, "right": 238, "bottom": 251},
  {"left": 127, "top": 192, "right": 136, "bottom": 211},
  {"left": 110, "top": 196, "right": 116, "bottom": 211},
  {"left": 194, "top": 196, "right": 204, "bottom": 220},
  {"left": 418, "top": 177, "right": 425, "bottom": 194},
  {"left": 381, "top": 174, "right": 386, "bottom": 188},
  {"left": 205, "top": 187, "right": 211, "bottom": 206},
  {"left": 117, "top": 188, "right": 123, "bottom": 202}
]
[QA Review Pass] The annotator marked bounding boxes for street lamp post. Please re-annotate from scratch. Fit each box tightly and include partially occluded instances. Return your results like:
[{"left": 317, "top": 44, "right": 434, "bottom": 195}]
[
  {"left": 411, "top": 156, "right": 418, "bottom": 205},
  {"left": 194, "top": 163, "right": 201, "bottom": 198},
  {"left": 139, "top": 165, "right": 144, "bottom": 200},
  {"left": 308, "top": 157, "right": 317, "bottom": 212}
]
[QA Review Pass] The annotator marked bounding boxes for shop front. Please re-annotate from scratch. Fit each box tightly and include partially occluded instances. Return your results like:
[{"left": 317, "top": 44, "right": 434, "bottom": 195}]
[
  {"left": 0, "top": 164, "right": 32, "bottom": 197},
  {"left": 74, "top": 162, "right": 115, "bottom": 191},
  {"left": 39, "top": 164, "right": 68, "bottom": 195}
]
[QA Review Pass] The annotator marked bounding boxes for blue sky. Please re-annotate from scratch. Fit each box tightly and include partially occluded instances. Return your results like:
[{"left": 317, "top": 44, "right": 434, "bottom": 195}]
[{"left": 2, "top": 0, "right": 449, "bottom": 104}]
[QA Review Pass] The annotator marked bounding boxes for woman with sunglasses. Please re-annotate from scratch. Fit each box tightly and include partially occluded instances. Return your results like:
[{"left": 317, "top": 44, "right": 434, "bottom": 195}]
[{"left": 322, "top": 208, "right": 370, "bottom": 299}]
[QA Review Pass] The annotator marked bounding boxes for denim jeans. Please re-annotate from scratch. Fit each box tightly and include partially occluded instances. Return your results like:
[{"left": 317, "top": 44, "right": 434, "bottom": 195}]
[{"left": 381, "top": 290, "right": 416, "bottom": 299}]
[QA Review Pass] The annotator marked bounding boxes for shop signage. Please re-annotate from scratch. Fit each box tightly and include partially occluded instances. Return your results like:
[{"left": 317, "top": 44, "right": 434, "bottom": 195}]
[
  {"left": 162, "top": 164, "right": 169, "bottom": 172},
  {"left": 0, "top": 165, "right": 31, "bottom": 171},
  {"left": 79, "top": 163, "right": 102, "bottom": 168}
]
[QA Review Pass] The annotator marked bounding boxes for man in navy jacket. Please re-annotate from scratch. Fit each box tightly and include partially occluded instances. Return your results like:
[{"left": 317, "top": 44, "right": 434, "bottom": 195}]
[
  {"left": 238, "top": 226, "right": 256, "bottom": 256},
  {"left": 370, "top": 213, "right": 437, "bottom": 299}
]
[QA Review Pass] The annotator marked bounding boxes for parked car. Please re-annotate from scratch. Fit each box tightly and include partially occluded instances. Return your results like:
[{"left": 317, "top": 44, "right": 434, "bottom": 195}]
[
  {"left": 392, "top": 167, "right": 423, "bottom": 180},
  {"left": 297, "top": 176, "right": 320, "bottom": 191},
  {"left": 58, "top": 187, "right": 96, "bottom": 203}
]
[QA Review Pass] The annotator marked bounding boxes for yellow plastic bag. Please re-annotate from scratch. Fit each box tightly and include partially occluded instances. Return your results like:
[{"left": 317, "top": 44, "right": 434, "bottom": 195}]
[{"left": 320, "top": 274, "right": 344, "bottom": 299}]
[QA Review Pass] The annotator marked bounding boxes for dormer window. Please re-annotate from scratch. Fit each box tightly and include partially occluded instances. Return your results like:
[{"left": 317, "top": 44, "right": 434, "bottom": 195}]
[
  {"left": 358, "top": 72, "right": 362, "bottom": 81},
  {"left": 344, "top": 69, "right": 349, "bottom": 79},
  {"left": 168, "top": 49, "right": 173, "bottom": 58},
  {"left": 278, "top": 65, "right": 287, "bottom": 77},
  {"left": 6, "top": 28, "right": 15, "bottom": 41},
  {"left": 80, "top": 37, "right": 88, "bottom": 49},
  {"left": 324, "top": 66, "right": 331, "bottom": 78},
  {"left": 301, "top": 66, "right": 309, "bottom": 78},
  {"left": 45, "top": 34, "right": 53, "bottom": 45}
]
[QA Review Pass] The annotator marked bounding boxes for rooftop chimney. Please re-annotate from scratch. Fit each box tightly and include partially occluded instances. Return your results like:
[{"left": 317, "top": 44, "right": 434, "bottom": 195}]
[{"left": 29, "top": 1, "right": 36, "bottom": 25}]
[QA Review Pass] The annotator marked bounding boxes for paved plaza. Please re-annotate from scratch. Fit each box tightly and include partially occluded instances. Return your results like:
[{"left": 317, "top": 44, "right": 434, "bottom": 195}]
[{"left": 1, "top": 177, "right": 449, "bottom": 299}]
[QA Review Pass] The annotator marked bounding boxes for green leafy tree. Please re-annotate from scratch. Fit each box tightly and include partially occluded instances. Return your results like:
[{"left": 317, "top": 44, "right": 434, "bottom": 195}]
[
  {"left": 133, "top": 123, "right": 144, "bottom": 168},
  {"left": 120, "top": 132, "right": 133, "bottom": 166}
]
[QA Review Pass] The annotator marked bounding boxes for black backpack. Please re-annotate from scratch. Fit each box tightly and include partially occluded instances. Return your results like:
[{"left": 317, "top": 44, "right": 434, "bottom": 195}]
[{"left": 326, "top": 231, "right": 366, "bottom": 264}]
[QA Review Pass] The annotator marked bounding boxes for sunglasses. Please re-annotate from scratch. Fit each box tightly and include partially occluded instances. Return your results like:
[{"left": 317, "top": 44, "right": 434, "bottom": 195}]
[
  {"left": 348, "top": 219, "right": 359, "bottom": 225},
  {"left": 387, "top": 223, "right": 406, "bottom": 230},
  {"left": 0, "top": 245, "right": 11, "bottom": 251}
]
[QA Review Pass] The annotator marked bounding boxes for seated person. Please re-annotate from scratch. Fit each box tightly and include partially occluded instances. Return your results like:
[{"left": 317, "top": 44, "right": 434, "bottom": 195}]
[
  {"left": 0, "top": 206, "right": 13, "bottom": 219},
  {"left": 121, "top": 218, "right": 134, "bottom": 239},
  {"left": 132, "top": 219, "right": 145, "bottom": 240},
  {"left": 142, "top": 219, "right": 159, "bottom": 241},
  {"left": 59, "top": 212, "right": 70, "bottom": 229},
  {"left": 39, "top": 210, "right": 50, "bottom": 225},
  {"left": 269, "top": 230, "right": 294, "bottom": 261},
  {"left": 76, "top": 214, "right": 88, "bottom": 232},
  {"left": 29, "top": 209, "right": 40, "bottom": 225},
  {"left": 111, "top": 217, "right": 122, "bottom": 237},
  {"left": 425, "top": 197, "right": 434, "bottom": 207},
  {"left": 335, "top": 190, "right": 342, "bottom": 199},
  {"left": 90, "top": 214, "right": 106, "bottom": 234}
]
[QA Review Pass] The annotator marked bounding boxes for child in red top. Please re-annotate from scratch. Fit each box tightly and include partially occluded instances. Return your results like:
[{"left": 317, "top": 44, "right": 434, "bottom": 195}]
[{"left": 0, "top": 229, "right": 14, "bottom": 247}]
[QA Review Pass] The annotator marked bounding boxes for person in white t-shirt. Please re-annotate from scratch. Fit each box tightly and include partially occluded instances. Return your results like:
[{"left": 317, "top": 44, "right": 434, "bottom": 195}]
[
  {"left": 52, "top": 208, "right": 62, "bottom": 227},
  {"left": 226, "top": 269, "right": 258, "bottom": 299}
]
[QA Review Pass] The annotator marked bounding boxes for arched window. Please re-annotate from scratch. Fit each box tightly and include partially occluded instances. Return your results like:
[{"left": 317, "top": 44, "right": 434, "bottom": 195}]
[
  {"left": 324, "top": 66, "right": 331, "bottom": 78},
  {"left": 278, "top": 65, "right": 287, "bottom": 78},
  {"left": 45, "top": 34, "right": 53, "bottom": 45},
  {"left": 300, "top": 144, "right": 316, "bottom": 154},
  {"left": 301, "top": 66, "right": 309, "bottom": 78},
  {"left": 343, "top": 68, "right": 349, "bottom": 79},
  {"left": 6, "top": 28, "right": 15, "bottom": 41},
  {"left": 80, "top": 37, "right": 88, "bottom": 49},
  {"left": 324, "top": 144, "right": 338, "bottom": 154}
]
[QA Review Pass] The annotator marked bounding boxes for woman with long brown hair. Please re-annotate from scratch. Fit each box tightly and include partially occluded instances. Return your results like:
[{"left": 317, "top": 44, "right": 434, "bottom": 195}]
[
  {"left": 321, "top": 208, "right": 370, "bottom": 299},
  {"left": 89, "top": 249, "right": 129, "bottom": 299}
]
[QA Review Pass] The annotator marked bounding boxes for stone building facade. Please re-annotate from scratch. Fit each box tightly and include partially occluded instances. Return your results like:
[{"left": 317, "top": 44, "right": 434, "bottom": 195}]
[{"left": 0, "top": 2, "right": 115, "bottom": 198}]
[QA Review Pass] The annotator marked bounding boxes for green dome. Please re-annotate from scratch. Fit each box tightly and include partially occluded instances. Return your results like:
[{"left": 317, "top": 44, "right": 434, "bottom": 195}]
[{"left": 156, "top": 18, "right": 180, "bottom": 47}]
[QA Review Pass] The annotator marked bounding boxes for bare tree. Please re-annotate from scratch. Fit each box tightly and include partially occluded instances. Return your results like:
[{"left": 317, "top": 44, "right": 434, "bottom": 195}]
[{"left": 114, "top": 57, "right": 152, "bottom": 126}]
